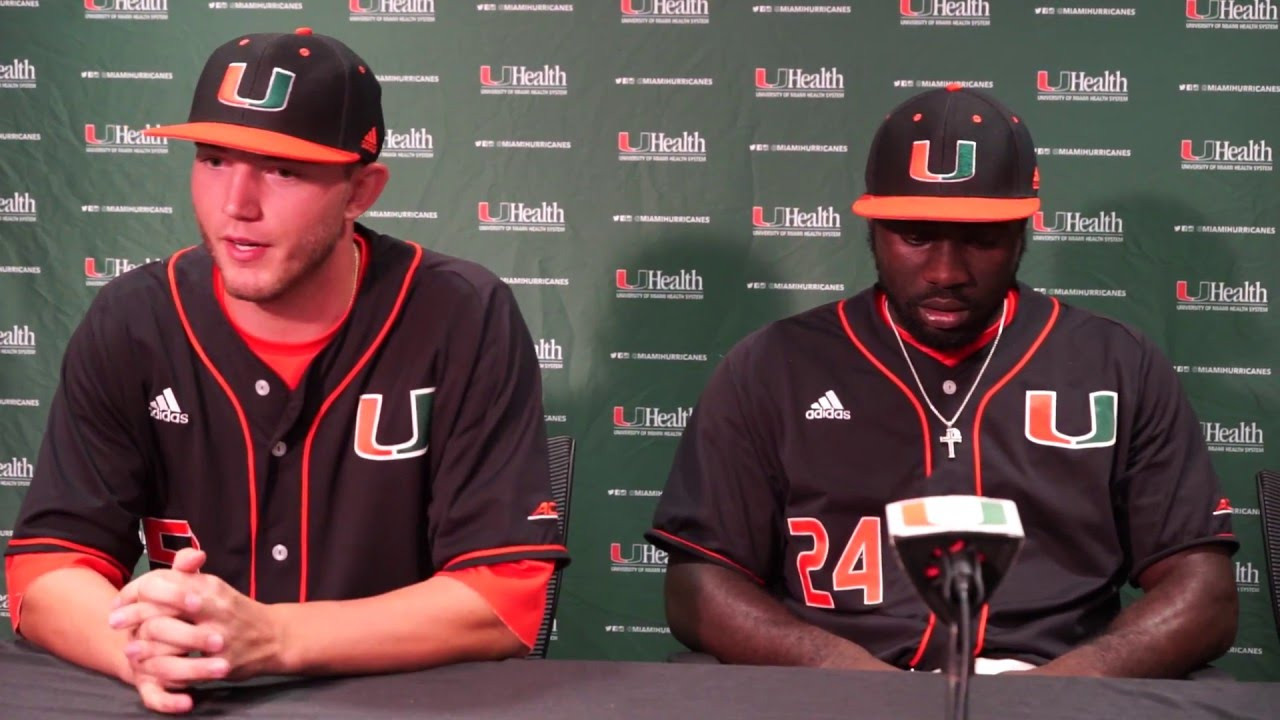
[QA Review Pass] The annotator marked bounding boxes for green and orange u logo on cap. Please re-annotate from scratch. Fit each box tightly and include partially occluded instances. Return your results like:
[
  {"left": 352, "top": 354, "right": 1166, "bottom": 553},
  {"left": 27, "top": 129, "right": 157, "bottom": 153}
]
[
  {"left": 909, "top": 140, "right": 976, "bottom": 183},
  {"left": 217, "top": 63, "right": 296, "bottom": 111}
]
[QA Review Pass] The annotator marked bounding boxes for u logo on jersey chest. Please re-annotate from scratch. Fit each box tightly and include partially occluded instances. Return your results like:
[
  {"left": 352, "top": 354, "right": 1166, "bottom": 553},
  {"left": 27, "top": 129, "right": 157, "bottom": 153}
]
[
  {"left": 1024, "top": 390, "right": 1117, "bottom": 449},
  {"left": 353, "top": 387, "right": 435, "bottom": 460}
]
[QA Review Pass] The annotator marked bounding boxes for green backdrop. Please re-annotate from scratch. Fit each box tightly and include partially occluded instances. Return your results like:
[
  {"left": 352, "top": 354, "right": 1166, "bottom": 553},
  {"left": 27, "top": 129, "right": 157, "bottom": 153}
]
[{"left": 1, "top": 1, "right": 1277, "bottom": 680}]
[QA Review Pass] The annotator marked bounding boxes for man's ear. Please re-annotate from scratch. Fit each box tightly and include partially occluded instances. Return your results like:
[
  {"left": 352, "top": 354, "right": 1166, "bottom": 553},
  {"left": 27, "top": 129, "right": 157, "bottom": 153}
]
[{"left": 344, "top": 162, "right": 390, "bottom": 221}]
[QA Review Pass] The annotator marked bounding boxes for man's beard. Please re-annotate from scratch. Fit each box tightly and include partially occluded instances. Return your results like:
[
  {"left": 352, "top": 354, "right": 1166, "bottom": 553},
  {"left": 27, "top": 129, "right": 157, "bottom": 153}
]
[
  {"left": 202, "top": 211, "right": 347, "bottom": 305},
  {"left": 869, "top": 225, "right": 1023, "bottom": 351},
  {"left": 882, "top": 288, "right": 1007, "bottom": 351}
]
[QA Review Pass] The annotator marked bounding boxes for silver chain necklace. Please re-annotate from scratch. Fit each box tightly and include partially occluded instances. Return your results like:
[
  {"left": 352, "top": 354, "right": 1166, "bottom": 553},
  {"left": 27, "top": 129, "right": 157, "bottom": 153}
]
[{"left": 884, "top": 297, "right": 1008, "bottom": 460}]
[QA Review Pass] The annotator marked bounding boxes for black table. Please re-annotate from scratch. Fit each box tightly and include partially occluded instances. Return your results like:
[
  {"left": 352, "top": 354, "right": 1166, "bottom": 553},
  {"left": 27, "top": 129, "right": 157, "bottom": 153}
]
[{"left": 2, "top": 641, "right": 1278, "bottom": 719}]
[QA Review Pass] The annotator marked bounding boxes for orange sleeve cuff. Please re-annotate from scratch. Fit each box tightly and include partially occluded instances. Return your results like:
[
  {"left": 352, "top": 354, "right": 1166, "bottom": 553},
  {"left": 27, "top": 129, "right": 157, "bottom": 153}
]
[
  {"left": 5, "top": 551, "right": 127, "bottom": 634},
  {"left": 437, "top": 559, "right": 554, "bottom": 650}
]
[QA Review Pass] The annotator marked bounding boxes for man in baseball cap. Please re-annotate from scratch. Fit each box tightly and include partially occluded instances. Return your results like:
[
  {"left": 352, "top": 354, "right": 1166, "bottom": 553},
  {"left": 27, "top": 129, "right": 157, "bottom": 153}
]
[
  {"left": 649, "top": 85, "right": 1237, "bottom": 677},
  {"left": 6, "top": 29, "right": 567, "bottom": 713}
]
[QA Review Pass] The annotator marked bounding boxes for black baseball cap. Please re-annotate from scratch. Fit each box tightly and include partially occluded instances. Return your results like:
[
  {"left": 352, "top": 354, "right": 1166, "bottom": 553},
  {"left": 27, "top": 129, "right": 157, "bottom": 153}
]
[
  {"left": 852, "top": 84, "right": 1039, "bottom": 222},
  {"left": 144, "top": 28, "right": 383, "bottom": 164}
]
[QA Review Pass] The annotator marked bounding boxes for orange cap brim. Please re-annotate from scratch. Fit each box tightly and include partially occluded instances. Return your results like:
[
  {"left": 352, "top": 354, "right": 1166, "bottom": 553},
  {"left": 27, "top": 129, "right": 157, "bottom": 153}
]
[
  {"left": 142, "top": 122, "right": 360, "bottom": 164},
  {"left": 852, "top": 195, "right": 1040, "bottom": 222}
]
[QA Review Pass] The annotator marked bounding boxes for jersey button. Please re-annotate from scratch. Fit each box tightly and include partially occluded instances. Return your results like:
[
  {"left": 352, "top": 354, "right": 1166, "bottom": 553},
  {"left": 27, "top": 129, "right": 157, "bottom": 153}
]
[
  {"left": 271, "top": 441, "right": 287, "bottom": 457},
  {"left": 942, "top": 380, "right": 957, "bottom": 395},
  {"left": 255, "top": 379, "right": 270, "bottom": 396},
  {"left": 271, "top": 544, "right": 288, "bottom": 562}
]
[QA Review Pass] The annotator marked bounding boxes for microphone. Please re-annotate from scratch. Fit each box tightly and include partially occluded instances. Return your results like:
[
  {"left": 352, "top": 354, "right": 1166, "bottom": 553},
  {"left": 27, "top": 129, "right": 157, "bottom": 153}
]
[
  {"left": 885, "top": 495, "right": 1024, "bottom": 622},
  {"left": 885, "top": 496, "right": 1025, "bottom": 720}
]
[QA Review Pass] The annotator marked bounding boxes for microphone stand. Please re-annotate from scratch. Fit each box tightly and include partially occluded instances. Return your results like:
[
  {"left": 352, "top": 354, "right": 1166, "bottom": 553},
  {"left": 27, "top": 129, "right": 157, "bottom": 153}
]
[{"left": 939, "top": 549, "right": 986, "bottom": 720}]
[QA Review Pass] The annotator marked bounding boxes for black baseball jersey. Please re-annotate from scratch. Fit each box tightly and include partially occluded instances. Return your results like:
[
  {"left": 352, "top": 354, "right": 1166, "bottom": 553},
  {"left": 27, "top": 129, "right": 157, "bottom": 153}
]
[
  {"left": 648, "top": 284, "right": 1236, "bottom": 670},
  {"left": 8, "top": 224, "right": 568, "bottom": 604}
]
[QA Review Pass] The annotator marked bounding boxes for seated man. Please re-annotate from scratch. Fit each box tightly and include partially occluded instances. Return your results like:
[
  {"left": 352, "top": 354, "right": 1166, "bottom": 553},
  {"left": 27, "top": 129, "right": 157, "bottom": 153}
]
[
  {"left": 647, "top": 86, "right": 1237, "bottom": 677},
  {"left": 5, "top": 29, "right": 567, "bottom": 714}
]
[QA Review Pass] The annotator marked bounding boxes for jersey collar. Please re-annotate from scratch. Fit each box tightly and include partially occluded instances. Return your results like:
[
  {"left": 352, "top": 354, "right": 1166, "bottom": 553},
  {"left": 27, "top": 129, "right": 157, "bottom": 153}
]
[
  {"left": 214, "top": 233, "right": 369, "bottom": 354},
  {"left": 876, "top": 288, "right": 1020, "bottom": 368}
]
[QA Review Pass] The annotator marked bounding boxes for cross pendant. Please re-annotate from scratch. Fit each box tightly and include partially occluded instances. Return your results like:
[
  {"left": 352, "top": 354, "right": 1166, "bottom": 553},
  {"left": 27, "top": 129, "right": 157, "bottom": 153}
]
[{"left": 940, "top": 427, "right": 963, "bottom": 459}]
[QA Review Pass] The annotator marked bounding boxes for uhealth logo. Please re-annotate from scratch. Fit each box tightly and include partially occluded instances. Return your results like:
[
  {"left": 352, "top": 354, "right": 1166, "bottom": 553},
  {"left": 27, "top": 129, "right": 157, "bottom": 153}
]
[
  {"left": 900, "top": 0, "right": 990, "bottom": 25},
  {"left": 535, "top": 338, "right": 564, "bottom": 370},
  {"left": 621, "top": 0, "right": 709, "bottom": 24},
  {"left": 617, "top": 131, "right": 706, "bottom": 162},
  {"left": 1175, "top": 280, "right": 1268, "bottom": 312},
  {"left": 1186, "top": 0, "right": 1278, "bottom": 28},
  {"left": 85, "top": 257, "right": 156, "bottom": 286},
  {"left": 0, "top": 456, "right": 34, "bottom": 487},
  {"left": 1236, "top": 561, "right": 1263, "bottom": 591},
  {"left": 615, "top": 268, "right": 704, "bottom": 300},
  {"left": 0, "top": 192, "right": 36, "bottom": 222},
  {"left": 1036, "top": 70, "right": 1128, "bottom": 102},
  {"left": 480, "top": 65, "right": 568, "bottom": 95},
  {"left": 609, "top": 542, "right": 669, "bottom": 572},
  {"left": 0, "top": 324, "right": 36, "bottom": 355},
  {"left": 1180, "top": 139, "right": 1273, "bottom": 171},
  {"left": 382, "top": 128, "right": 434, "bottom": 158},
  {"left": 755, "top": 67, "right": 844, "bottom": 98},
  {"left": 0, "top": 59, "right": 36, "bottom": 89},
  {"left": 612, "top": 406, "right": 692, "bottom": 437},
  {"left": 84, "top": 123, "right": 168, "bottom": 154},
  {"left": 477, "top": 201, "right": 565, "bottom": 232},
  {"left": 752, "top": 205, "right": 841, "bottom": 238},
  {"left": 1202, "top": 420, "right": 1265, "bottom": 453},
  {"left": 1032, "top": 210, "right": 1124, "bottom": 243},
  {"left": 349, "top": 0, "right": 436, "bottom": 21},
  {"left": 84, "top": 0, "right": 168, "bottom": 18}
]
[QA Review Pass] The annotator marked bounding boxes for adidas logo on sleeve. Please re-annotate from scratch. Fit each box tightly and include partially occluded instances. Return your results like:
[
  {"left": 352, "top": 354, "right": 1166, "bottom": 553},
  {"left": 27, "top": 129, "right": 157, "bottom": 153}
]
[
  {"left": 149, "top": 387, "right": 190, "bottom": 425},
  {"left": 805, "top": 390, "right": 851, "bottom": 420}
]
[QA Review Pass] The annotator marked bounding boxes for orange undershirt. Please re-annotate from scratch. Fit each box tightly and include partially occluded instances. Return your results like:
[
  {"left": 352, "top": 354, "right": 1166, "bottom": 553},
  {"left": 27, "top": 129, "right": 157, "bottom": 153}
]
[
  {"left": 214, "top": 235, "right": 370, "bottom": 390},
  {"left": 437, "top": 559, "right": 555, "bottom": 650},
  {"left": 5, "top": 551, "right": 126, "bottom": 633},
  {"left": 877, "top": 289, "right": 1019, "bottom": 368},
  {"left": 7, "top": 235, "right": 555, "bottom": 648}
]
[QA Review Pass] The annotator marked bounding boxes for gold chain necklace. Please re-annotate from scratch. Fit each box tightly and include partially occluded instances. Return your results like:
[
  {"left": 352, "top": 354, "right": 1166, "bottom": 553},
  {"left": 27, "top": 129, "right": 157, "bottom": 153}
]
[{"left": 344, "top": 239, "right": 361, "bottom": 314}]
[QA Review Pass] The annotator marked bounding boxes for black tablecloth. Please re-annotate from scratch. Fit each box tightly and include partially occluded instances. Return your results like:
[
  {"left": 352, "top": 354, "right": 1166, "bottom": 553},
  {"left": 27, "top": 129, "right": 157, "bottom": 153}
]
[{"left": 2, "top": 640, "right": 1277, "bottom": 719}]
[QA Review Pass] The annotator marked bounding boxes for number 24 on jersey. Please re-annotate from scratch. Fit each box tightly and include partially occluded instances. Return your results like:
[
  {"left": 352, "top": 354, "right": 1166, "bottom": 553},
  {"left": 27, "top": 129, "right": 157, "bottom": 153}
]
[{"left": 788, "top": 517, "right": 884, "bottom": 608}]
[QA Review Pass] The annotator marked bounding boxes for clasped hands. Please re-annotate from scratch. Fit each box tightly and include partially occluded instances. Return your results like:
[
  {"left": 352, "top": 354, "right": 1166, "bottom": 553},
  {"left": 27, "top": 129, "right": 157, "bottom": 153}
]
[{"left": 107, "top": 547, "right": 283, "bottom": 714}]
